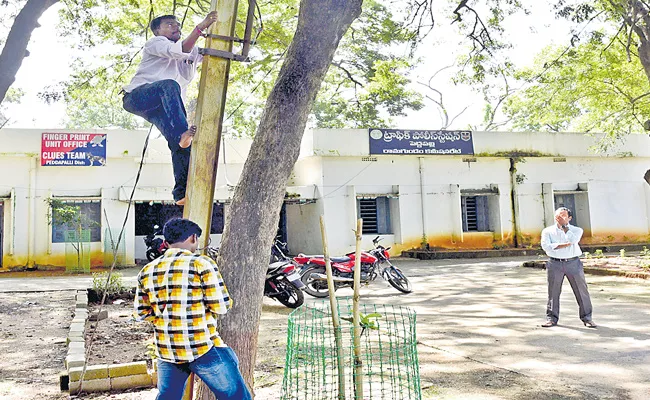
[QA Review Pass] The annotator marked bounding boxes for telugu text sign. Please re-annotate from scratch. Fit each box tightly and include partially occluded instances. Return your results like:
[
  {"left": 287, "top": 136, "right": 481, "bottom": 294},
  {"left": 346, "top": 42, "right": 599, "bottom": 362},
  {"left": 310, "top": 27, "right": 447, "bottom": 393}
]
[
  {"left": 41, "top": 133, "right": 107, "bottom": 166},
  {"left": 368, "top": 129, "right": 474, "bottom": 155}
]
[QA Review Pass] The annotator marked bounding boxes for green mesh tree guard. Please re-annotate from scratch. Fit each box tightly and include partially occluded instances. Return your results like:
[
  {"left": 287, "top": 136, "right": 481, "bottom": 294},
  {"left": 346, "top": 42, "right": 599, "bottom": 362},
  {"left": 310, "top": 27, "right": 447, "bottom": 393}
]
[
  {"left": 65, "top": 229, "right": 91, "bottom": 273},
  {"left": 103, "top": 228, "right": 126, "bottom": 268},
  {"left": 282, "top": 299, "right": 421, "bottom": 400}
]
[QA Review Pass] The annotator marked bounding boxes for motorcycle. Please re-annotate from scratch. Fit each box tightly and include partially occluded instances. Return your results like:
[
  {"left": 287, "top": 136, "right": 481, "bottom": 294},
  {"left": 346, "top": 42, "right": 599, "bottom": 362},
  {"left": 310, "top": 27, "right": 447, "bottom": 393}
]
[
  {"left": 299, "top": 236, "right": 412, "bottom": 298},
  {"left": 206, "top": 242, "right": 306, "bottom": 309},
  {"left": 144, "top": 225, "right": 168, "bottom": 261}
]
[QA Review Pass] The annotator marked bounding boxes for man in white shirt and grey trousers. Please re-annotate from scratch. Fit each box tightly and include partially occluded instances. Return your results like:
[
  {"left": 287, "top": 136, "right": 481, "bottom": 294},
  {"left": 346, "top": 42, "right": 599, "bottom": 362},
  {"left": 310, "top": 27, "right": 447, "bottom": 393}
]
[
  {"left": 540, "top": 207, "right": 597, "bottom": 328},
  {"left": 122, "top": 12, "right": 217, "bottom": 205}
]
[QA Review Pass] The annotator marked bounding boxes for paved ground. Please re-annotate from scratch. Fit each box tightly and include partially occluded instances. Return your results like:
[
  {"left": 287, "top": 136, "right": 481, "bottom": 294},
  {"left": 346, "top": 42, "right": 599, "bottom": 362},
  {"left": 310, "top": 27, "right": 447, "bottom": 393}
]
[
  {"left": 0, "top": 268, "right": 141, "bottom": 292},
  {"left": 2, "top": 257, "right": 649, "bottom": 399},
  {"left": 348, "top": 257, "right": 650, "bottom": 400}
]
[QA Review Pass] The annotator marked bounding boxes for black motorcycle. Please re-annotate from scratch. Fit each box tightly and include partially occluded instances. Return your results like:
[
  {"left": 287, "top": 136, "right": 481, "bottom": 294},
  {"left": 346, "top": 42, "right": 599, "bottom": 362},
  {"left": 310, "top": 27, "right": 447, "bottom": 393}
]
[
  {"left": 144, "top": 225, "right": 168, "bottom": 261},
  {"left": 206, "top": 242, "right": 305, "bottom": 309}
]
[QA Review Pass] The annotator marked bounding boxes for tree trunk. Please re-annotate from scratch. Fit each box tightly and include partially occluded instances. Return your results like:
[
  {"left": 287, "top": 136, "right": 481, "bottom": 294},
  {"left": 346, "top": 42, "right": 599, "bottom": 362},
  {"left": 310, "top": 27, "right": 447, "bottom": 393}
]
[
  {"left": 209, "top": 0, "right": 363, "bottom": 395},
  {"left": 0, "top": 0, "right": 58, "bottom": 104}
]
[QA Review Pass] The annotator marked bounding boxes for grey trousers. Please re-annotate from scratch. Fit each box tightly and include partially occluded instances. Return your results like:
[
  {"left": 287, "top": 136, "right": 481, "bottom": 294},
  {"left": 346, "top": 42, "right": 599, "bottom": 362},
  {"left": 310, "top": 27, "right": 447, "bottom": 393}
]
[{"left": 546, "top": 258, "right": 593, "bottom": 323}]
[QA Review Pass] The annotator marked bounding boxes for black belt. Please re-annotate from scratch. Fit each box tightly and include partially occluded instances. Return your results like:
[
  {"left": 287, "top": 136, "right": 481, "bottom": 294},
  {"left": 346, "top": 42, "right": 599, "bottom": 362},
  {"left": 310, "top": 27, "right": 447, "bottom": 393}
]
[{"left": 550, "top": 256, "right": 579, "bottom": 262}]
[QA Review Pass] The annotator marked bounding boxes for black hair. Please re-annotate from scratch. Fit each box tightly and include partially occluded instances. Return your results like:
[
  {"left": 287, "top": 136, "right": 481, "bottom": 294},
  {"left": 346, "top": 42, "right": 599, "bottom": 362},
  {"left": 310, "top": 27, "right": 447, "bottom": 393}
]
[
  {"left": 163, "top": 218, "right": 202, "bottom": 245},
  {"left": 556, "top": 207, "right": 572, "bottom": 218},
  {"left": 150, "top": 15, "right": 177, "bottom": 33}
]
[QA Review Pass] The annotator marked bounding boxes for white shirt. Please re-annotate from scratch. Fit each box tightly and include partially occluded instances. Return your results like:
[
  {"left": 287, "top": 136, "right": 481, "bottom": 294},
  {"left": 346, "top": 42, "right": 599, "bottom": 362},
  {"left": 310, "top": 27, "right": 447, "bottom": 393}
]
[
  {"left": 540, "top": 224, "right": 583, "bottom": 259},
  {"left": 123, "top": 36, "right": 203, "bottom": 100}
]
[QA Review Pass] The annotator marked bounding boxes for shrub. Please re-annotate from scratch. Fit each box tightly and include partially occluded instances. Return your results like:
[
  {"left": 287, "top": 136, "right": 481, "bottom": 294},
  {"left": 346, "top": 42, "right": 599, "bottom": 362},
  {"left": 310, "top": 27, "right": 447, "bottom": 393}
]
[{"left": 92, "top": 271, "right": 126, "bottom": 297}]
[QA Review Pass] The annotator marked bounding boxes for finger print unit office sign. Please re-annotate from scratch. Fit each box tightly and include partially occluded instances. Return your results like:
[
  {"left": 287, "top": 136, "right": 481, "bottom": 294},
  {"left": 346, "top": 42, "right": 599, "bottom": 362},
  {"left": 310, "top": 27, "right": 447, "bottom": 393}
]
[
  {"left": 41, "top": 133, "right": 107, "bottom": 166},
  {"left": 368, "top": 128, "right": 474, "bottom": 155}
]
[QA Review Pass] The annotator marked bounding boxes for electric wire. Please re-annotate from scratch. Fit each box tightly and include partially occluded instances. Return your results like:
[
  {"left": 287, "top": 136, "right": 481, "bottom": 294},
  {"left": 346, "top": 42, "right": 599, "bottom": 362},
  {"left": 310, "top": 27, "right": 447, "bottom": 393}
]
[{"left": 75, "top": 124, "right": 153, "bottom": 395}]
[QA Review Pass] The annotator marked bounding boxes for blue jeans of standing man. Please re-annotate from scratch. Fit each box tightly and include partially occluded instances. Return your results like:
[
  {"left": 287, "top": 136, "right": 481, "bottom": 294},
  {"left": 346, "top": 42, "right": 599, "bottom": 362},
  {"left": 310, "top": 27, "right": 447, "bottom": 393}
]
[
  {"left": 122, "top": 79, "right": 190, "bottom": 202},
  {"left": 156, "top": 346, "right": 251, "bottom": 400}
]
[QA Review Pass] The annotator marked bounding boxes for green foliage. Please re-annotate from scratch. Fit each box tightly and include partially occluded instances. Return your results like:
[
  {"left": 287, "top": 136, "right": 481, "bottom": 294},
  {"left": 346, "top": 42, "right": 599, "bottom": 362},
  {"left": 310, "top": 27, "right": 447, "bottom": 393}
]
[
  {"left": 92, "top": 271, "right": 126, "bottom": 297},
  {"left": 594, "top": 249, "right": 604, "bottom": 259},
  {"left": 583, "top": 251, "right": 591, "bottom": 259},
  {"left": 504, "top": 30, "right": 650, "bottom": 150},
  {"left": 53, "top": 0, "right": 424, "bottom": 135},
  {"left": 46, "top": 198, "right": 99, "bottom": 233},
  {"left": 619, "top": 249, "right": 626, "bottom": 258},
  {"left": 341, "top": 312, "right": 382, "bottom": 336}
]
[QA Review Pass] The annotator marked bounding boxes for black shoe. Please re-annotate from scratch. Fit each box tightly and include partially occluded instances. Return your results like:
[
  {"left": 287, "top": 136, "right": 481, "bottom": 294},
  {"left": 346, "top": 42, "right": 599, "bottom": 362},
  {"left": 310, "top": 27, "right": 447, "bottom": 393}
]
[
  {"left": 583, "top": 320, "right": 597, "bottom": 328},
  {"left": 541, "top": 320, "right": 557, "bottom": 328}
]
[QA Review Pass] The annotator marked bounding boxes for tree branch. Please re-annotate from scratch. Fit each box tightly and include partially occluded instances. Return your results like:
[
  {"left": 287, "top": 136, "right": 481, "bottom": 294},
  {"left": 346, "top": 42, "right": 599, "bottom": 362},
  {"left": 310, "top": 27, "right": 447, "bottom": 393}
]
[{"left": 0, "top": 0, "right": 60, "bottom": 104}]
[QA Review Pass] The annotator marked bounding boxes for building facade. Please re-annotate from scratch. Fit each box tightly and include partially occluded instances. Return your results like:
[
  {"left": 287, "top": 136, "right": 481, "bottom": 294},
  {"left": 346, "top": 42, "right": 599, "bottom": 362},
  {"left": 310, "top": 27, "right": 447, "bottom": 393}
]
[{"left": 1, "top": 128, "right": 649, "bottom": 269}]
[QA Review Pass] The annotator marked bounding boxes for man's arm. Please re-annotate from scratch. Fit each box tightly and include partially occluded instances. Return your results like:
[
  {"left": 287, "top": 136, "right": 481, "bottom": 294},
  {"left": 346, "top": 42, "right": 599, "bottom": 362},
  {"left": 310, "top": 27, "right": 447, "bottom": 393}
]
[
  {"left": 564, "top": 225, "right": 583, "bottom": 244},
  {"left": 181, "top": 11, "right": 218, "bottom": 53},
  {"left": 199, "top": 256, "right": 233, "bottom": 317},
  {"left": 540, "top": 228, "right": 560, "bottom": 253},
  {"left": 134, "top": 276, "right": 156, "bottom": 322}
]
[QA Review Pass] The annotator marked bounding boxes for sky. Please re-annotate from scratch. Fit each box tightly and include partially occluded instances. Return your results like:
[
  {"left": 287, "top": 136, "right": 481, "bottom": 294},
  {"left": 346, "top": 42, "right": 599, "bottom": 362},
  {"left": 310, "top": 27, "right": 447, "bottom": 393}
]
[{"left": 1, "top": 1, "right": 573, "bottom": 131}]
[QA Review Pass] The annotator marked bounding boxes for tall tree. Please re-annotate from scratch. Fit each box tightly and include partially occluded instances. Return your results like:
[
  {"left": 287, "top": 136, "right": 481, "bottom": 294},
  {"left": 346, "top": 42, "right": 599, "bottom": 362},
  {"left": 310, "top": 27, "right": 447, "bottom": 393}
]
[
  {"left": 52, "top": 0, "right": 423, "bottom": 133},
  {"left": 212, "top": 0, "right": 362, "bottom": 392},
  {"left": 0, "top": 0, "right": 59, "bottom": 104},
  {"left": 504, "top": 34, "right": 650, "bottom": 149}
]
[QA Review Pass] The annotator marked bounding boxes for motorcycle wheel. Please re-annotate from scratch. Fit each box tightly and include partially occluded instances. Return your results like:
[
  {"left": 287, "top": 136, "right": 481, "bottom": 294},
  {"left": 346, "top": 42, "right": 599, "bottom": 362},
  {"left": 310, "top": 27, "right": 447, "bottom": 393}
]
[
  {"left": 273, "top": 279, "right": 305, "bottom": 309},
  {"left": 385, "top": 266, "right": 412, "bottom": 293},
  {"left": 145, "top": 249, "right": 159, "bottom": 262},
  {"left": 301, "top": 266, "right": 331, "bottom": 298}
]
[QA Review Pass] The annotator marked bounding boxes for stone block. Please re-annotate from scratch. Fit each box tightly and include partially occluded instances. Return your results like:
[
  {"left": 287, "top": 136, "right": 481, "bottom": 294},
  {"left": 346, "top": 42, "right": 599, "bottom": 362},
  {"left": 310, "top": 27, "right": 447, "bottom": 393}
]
[
  {"left": 89, "top": 310, "right": 108, "bottom": 321},
  {"left": 75, "top": 302, "right": 87, "bottom": 309},
  {"left": 69, "top": 378, "right": 111, "bottom": 393},
  {"left": 72, "top": 318, "right": 86, "bottom": 324},
  {"left": 68, "top": 342, "right": 85, "bottom": 351},
  {"left": 69, "top": 323, "right": 85, "bottom": 332},
  {"left": 67, "top": 336, "right": 84, "bottom": 344},
  {"left": 68, "top": 330, "right": 84, "bottom": 338},
  {"left": 65, "top": 354, "right": 85, "bottom": 370},
  {"left": 108, "top": 361, "right": 148, "bottom": 378},
  {"left": 69, "top": 365, "right": 109, "bottom": 381},
  {"left": 111, "top": 373, "right": 154, "bottom": 390}
]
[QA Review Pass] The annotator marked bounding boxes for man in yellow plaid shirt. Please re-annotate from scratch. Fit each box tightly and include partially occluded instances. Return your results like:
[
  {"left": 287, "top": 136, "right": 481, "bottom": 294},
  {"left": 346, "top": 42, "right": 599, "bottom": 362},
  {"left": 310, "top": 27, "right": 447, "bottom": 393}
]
[{"left": 135, "top": 218, "right": 251, "bottom": 399}]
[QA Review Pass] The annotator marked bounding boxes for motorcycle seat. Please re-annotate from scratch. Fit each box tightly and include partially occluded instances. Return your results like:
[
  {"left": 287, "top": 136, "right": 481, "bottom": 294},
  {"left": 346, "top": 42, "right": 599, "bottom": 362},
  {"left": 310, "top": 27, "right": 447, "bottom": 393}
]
[{"left": 330, "top": 256, "right": 351, "bottom": 263}]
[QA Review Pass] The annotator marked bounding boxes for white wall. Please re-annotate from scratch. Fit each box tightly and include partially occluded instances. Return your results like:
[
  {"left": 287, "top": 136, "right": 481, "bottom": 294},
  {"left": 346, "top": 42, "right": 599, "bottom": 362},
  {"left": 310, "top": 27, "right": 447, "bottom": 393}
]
[{"left": 2, "top": 128, "right": 649, "bottom": 268}]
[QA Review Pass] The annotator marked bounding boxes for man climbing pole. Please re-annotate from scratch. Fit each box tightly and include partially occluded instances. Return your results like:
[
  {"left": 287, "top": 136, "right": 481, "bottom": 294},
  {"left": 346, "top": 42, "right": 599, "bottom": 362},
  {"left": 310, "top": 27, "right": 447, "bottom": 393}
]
[{"left": 122, "top": 11, "right": 218, "bottom": 206}]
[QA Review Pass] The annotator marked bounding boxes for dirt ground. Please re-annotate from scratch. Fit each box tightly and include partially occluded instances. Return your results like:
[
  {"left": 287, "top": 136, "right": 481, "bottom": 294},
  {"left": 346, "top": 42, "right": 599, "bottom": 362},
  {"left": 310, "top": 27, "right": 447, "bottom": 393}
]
[
  {"left": 0, "top": 271, "right": 636, "bottom": 399},
  {"left": 582, "top": 255, "right": 650, "bottom": 275},
  {"left": 0, "top": 291, "right": 72, "bottom": 400}
]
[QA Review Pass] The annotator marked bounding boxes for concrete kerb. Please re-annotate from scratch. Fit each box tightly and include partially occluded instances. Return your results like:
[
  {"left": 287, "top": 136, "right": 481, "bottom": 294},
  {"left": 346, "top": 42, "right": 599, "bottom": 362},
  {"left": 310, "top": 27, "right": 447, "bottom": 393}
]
[{"left": 61, "top": 289, "right": 157, "bottom": 393}]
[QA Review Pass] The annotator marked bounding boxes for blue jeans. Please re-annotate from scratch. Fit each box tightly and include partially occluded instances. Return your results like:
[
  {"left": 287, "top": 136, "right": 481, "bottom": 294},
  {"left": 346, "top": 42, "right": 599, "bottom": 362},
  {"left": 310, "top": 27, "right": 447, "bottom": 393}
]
[
  {"left": 123, "top": 79, "right": 190, "bottom": 201},
  {"left": 156, "top": 346, "right": 251, "bottom": 400}
]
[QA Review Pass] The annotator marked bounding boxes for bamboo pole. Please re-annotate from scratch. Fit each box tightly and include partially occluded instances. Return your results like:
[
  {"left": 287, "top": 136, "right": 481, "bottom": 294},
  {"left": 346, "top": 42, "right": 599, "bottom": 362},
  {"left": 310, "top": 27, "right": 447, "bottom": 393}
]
[
  {"left": 352, "top": 218, "right": 364, "bottom": 399},
  {"left": 319, "top": 215, "right": 346, "bottom": 400}
]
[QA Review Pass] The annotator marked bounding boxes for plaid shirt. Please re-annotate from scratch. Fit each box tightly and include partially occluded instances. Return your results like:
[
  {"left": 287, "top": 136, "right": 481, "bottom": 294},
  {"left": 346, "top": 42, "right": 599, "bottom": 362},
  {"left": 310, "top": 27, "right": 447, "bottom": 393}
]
[{"left": 135, "top": 248, "right": 232, "bottom": 363}]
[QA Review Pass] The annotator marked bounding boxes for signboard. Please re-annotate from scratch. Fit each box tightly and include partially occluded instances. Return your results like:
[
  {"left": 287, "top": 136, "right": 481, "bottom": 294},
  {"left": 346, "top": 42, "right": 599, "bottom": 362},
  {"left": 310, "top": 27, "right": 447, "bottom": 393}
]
[
  {"left": 369, "top": 128, "right": 474, "bottom": 155},
  {"left": 41, "top": 133, "right": 107, "bottom": 166}
]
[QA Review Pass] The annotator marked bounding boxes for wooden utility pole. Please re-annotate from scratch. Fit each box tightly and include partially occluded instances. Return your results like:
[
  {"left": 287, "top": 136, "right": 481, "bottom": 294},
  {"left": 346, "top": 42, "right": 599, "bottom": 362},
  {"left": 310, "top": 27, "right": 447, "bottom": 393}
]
[
  {"left": 182, "top": 0, "right": 239, "bottom": 245},
  {"left": 181, "top": 0, "right": 241, "bottom": 398}
]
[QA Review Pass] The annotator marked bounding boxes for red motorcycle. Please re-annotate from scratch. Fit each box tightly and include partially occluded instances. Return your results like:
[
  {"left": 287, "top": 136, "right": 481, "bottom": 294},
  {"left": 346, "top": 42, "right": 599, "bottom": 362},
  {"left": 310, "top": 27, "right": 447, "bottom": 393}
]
[{"left": 298, "top": 236, "right": 412, "bottom": 298}]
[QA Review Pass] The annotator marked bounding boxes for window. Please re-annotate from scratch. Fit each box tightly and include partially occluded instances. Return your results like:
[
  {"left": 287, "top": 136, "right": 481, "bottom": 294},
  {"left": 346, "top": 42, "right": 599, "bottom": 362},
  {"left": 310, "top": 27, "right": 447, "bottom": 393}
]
[
  {"left": 461, "top": 195, "right": 491, "bottom": 232},
  {"left": 134, "top": 202, "right": 224, "bottom": 236},
  {"left": 357, "top": 197, "right": 392, "bottom": 234},
  {"left": 51, "top": 200, "right": 102, "bottom": 243}
]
